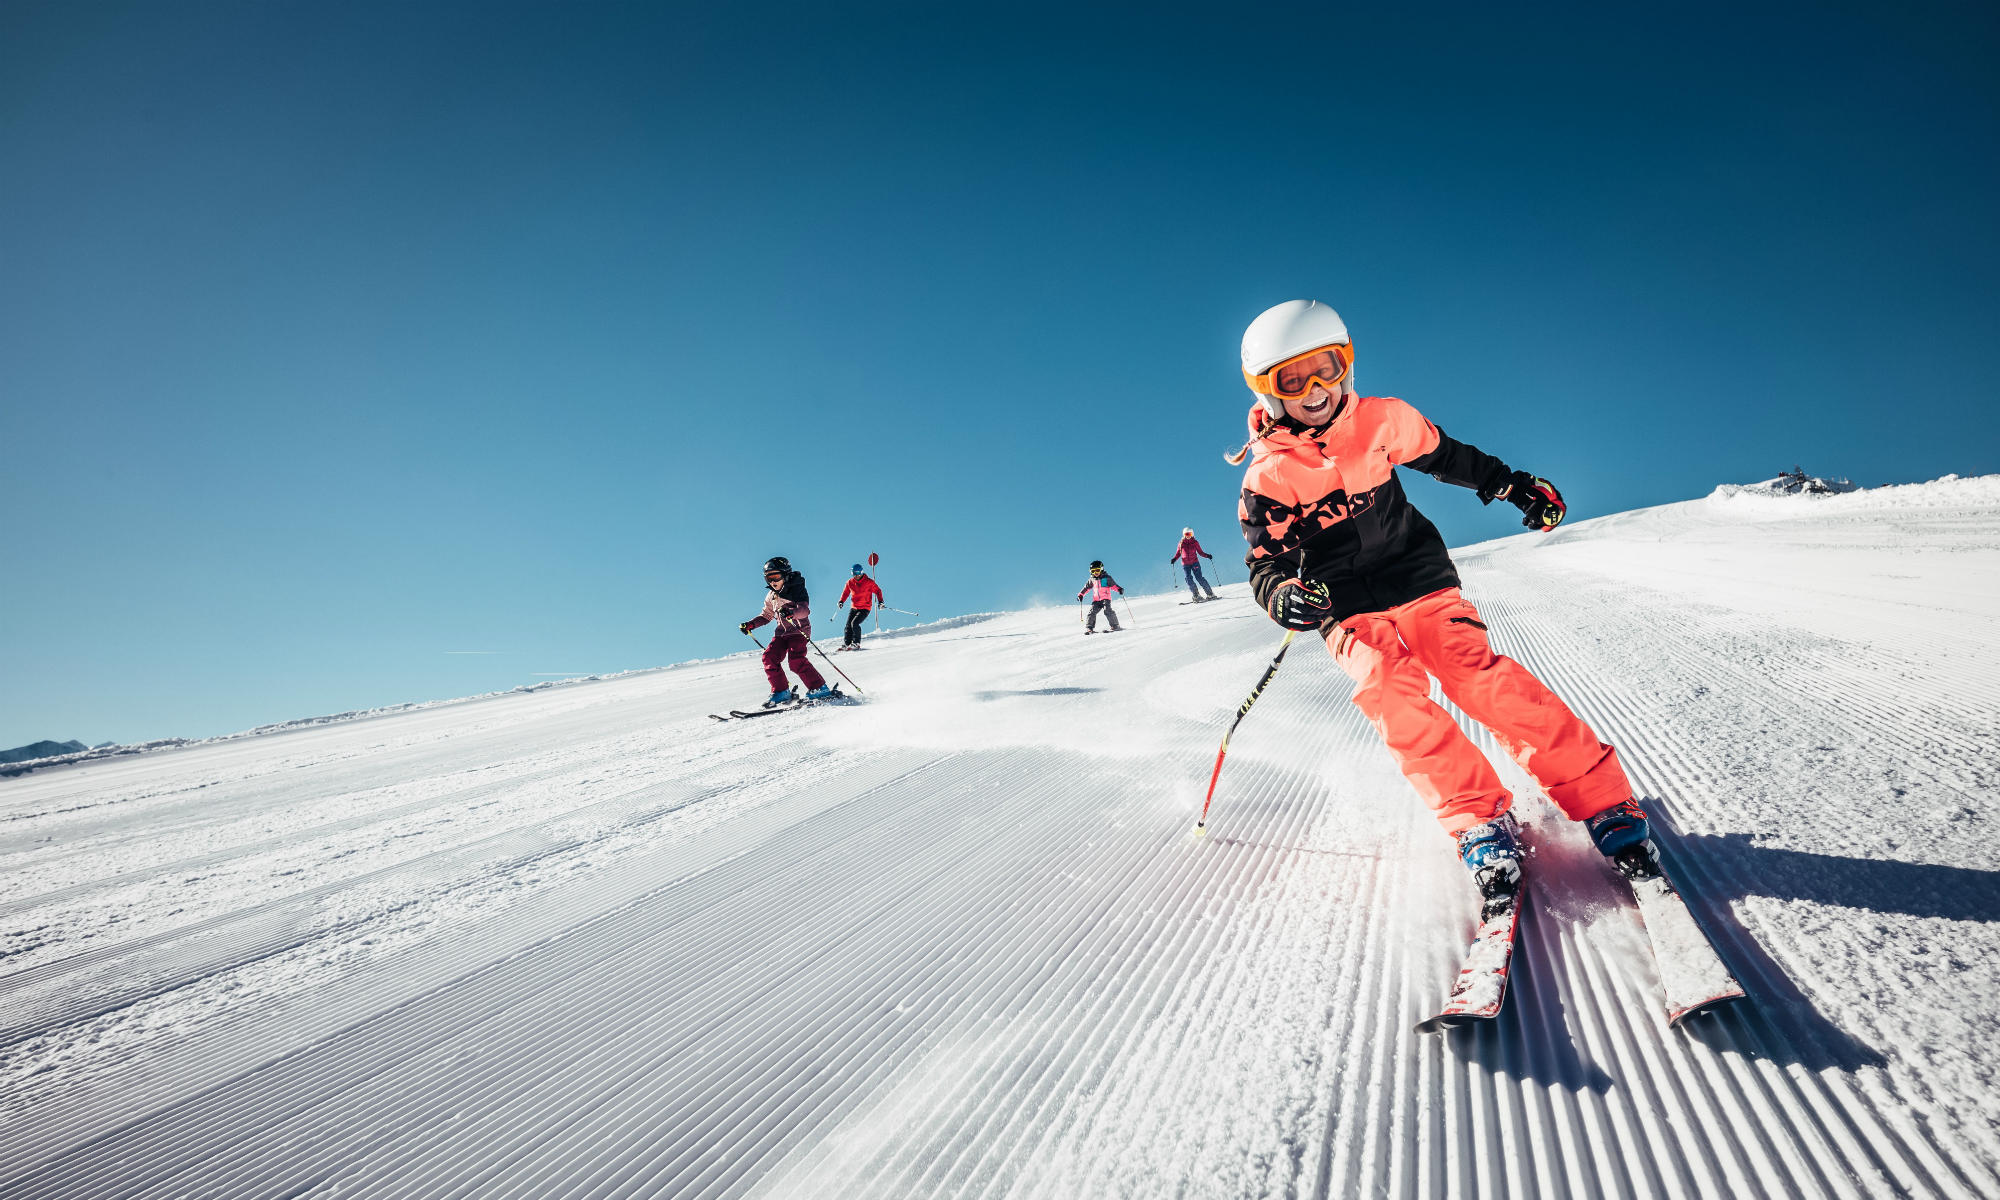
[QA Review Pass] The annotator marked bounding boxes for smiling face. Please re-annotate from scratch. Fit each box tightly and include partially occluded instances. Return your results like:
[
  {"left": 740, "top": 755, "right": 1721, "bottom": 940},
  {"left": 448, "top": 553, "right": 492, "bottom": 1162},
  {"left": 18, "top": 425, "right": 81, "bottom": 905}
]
[{"left": 1281, "top": 381, "right": 1346, "bottom": 427}]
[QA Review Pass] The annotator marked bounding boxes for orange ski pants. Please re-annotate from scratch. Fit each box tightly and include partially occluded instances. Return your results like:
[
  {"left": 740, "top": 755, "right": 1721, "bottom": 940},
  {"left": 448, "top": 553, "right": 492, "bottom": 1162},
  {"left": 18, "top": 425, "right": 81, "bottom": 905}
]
[{"left": 1328, "top": 587, "right": 1631, "bottom": 836}]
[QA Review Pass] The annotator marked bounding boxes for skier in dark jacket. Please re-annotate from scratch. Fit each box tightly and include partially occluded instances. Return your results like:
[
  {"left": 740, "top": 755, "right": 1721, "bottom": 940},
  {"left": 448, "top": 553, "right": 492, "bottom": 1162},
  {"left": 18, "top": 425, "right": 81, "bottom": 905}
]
[
  {"left": 1169, "top": 528, "right": 1218, "bottom": 602},
  {"left": 1233, "top": 300, "right": 1655, "bottom": 912},
  {"left": 740, "top": 557, "right": 833, "bottom": 706}
]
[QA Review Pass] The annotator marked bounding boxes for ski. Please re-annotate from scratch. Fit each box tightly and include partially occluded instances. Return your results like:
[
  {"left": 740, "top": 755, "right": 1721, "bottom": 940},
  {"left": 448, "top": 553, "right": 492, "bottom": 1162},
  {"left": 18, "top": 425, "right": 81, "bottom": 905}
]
[
  {"left": 709, "top": 706, "right": 793, "bottom": 722},
  {"left": 1621, "top": 859, "right": 1744, "bottom": 1025},
  {"left": 1416, "top": 886, "right": 1526, "bottom": 1033},
  {"left": 708, "top": 685, "right": 847, "bottom": 722}
]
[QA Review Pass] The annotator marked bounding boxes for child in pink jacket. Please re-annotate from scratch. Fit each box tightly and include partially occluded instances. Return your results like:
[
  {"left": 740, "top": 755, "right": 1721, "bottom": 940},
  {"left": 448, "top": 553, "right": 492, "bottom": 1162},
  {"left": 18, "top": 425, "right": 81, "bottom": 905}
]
[{"left": 1075, "top": 561, "right": 1124, "bottom": 634}]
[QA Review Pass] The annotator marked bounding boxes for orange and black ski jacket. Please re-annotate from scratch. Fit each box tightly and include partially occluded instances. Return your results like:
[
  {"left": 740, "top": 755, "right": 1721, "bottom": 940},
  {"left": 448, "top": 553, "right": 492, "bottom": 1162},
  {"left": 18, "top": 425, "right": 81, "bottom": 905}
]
[{"left": 1238, "top": 397, "right": 1513, "bottom": 626}]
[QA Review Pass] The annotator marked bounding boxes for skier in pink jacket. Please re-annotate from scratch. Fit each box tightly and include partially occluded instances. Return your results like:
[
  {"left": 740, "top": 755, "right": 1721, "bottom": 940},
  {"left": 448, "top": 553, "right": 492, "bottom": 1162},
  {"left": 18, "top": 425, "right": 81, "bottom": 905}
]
[
  {"left": 1170, "top": 527, "right": 1218, "bottom": 602},
  {"left": 1075, "top": 561, "right": 1124, "bottom": 634}
]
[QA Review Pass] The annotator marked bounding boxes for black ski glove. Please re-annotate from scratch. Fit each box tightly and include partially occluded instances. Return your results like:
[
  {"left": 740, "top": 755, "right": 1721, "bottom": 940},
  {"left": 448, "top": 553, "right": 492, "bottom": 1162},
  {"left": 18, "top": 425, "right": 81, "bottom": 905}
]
[
  {"left": 1267, "top": 578, "right": 1335, "bottom": 630},
  {"left": 1503, "top": 471, "right": 1566, "bottom": 531},
  {"left": 738, "top": 622, "right": 754, "bottom": 635}
]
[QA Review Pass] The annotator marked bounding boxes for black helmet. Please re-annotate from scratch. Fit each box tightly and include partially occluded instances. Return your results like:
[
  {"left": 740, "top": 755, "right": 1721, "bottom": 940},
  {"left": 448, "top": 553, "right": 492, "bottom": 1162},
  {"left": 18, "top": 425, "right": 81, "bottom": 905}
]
[
  {"left": 1089, "top": 560, "right": 1103, "bottom": 569},
  {"left": 763, "top": 556, "right": 791, "bottom": 575}
]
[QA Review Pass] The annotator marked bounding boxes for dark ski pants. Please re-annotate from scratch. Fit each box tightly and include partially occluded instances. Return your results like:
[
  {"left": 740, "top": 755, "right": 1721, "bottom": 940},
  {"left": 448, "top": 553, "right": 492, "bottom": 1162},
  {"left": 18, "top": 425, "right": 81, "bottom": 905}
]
[
  {"left": 844, "top": 607, "right": 869, "bottom": 647},
  {"left": 1087, "top": 599, "right": 1121, "bottom": 631},
  {"left": 1182, "top": 562, "right": 1216, "bottom": 599},
  {"left": 763, "top": 631, "right": 826, "bottom": 692}
]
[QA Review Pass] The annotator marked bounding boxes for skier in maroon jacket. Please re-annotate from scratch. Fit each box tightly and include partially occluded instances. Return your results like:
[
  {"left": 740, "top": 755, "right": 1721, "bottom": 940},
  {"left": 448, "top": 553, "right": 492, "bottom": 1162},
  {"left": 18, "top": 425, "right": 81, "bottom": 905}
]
[
  {"left": 1170, "top": 527, "right": 1219, "bottom": 602},
  {"left": 739, "top": 557, "right": 832, "bottom": 707}
]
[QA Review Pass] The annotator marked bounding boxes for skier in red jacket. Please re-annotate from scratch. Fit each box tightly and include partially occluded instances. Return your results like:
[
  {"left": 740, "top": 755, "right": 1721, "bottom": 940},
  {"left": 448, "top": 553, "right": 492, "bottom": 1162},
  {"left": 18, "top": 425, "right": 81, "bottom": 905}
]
[
  {"left": 1169, "top": 527, "right": 1218, "bottom": 602},
  {"left": 837, "top": 564, "right": 884, "bottom": 651}
]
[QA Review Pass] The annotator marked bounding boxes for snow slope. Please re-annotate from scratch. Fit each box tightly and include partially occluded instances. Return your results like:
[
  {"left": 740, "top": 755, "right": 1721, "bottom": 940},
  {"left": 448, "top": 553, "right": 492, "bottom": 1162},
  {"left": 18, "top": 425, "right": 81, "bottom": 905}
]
[{"left": 2, "top": 477, "right": 1997, "bottom": 1199}]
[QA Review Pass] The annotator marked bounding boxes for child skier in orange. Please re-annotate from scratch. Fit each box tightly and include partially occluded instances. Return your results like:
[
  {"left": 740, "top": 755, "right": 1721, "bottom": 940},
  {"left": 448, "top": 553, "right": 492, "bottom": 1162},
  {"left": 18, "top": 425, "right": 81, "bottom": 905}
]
[{"left": 1232, "top": 300, "right": 1657, "bottom": 906}]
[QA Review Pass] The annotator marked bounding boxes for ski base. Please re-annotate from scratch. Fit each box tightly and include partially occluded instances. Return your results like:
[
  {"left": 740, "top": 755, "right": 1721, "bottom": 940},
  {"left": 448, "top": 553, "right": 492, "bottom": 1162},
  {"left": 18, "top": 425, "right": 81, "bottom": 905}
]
[
  {"left": 1625, "top": 867, "right": 1745, "bottom": 1025},
  {"left": 1416, "top": 888, "right": 1525, "bottom": 1034}
]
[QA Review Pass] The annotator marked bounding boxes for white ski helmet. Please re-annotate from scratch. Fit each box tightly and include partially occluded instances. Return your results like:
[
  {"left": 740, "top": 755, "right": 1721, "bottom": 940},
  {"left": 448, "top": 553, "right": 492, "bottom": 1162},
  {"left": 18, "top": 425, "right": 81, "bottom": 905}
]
[{"left": 1241, "top": 300, "right": 1354, "bottom": 418}]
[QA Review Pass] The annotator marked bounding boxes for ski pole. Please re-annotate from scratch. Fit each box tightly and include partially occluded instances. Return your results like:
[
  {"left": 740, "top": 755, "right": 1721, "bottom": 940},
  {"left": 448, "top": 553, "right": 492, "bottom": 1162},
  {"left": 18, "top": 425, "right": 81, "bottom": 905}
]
[
  {"left": 1195, "top": 629, "right": 1297, "bottom": 834},
  {"left": 807, "top": 638, "right": 865, "bottom": 693},
  {"left": 878, "top": 606, "right": 921, "bottom": 617}
]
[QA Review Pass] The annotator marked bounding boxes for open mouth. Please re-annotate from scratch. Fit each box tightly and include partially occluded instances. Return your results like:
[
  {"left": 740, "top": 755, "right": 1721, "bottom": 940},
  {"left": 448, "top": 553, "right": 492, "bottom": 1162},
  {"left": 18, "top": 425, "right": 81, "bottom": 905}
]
[{"left": 1297, "top": 392, "right": 1333, "bottom": 418}]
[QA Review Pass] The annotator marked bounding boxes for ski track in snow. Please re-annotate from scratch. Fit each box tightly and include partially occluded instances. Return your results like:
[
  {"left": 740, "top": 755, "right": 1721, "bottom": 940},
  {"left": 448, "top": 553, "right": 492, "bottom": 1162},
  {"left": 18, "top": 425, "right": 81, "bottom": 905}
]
[{"left": 2, "top": 478, "right": 1998, "bottom": 1198}]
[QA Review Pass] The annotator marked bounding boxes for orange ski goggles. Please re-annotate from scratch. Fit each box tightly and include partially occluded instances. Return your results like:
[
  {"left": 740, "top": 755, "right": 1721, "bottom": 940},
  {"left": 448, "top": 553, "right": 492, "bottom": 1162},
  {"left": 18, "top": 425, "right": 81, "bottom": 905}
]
[{"left": 1244, "top": 342, "right": 1354, "bottom": 400}]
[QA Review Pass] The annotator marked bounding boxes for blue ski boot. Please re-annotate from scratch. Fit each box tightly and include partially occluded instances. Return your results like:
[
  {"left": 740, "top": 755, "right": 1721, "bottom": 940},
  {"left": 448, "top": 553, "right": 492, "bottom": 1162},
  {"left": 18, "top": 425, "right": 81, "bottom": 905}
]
[
  {"left": 762, "top": 688, "right": 795, "bottom": 709},
  {"left": 805, "top": 684, "right": 835, "bottom": 701},
  {"left": 1586, "top": 799, "right": 1662, "bottom": 879},
  {"left": 1455, "top": 812, "right": 1523, "bottom": 918}
]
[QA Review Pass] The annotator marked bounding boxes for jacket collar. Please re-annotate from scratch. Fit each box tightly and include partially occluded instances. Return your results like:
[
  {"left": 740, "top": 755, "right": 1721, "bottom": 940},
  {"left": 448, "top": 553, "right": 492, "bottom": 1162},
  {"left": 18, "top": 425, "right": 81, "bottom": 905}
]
[{"left": 1244, "top": 398, "right": 1355, "bottom": 460}]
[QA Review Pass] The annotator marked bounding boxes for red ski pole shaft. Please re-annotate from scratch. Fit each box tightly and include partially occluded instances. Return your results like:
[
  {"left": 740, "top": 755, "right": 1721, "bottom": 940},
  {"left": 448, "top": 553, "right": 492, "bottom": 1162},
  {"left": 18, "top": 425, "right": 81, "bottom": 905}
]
[{"left": 1195, "top": 629, "right": 1297, "bottom": 833}]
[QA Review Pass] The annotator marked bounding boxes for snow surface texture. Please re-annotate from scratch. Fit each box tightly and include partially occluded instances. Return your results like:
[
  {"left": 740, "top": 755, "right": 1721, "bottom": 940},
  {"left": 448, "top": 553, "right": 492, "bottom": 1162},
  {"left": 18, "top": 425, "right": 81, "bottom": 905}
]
[{"left": 2, "top": 476, "right": 1997, "bottom": 1199}]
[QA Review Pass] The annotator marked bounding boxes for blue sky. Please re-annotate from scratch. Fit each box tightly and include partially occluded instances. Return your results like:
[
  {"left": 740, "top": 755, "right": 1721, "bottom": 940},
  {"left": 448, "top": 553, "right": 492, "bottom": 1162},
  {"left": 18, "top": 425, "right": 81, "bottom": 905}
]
[{"left": 4, "top": 1, "right": 1997, "bottom": 746}]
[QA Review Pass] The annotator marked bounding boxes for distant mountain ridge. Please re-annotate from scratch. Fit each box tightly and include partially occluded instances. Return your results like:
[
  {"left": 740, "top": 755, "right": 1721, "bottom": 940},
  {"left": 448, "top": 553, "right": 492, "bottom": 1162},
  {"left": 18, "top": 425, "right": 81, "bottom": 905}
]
[{"left": 0, "top": 739, "right": 87, "bottom": 764}]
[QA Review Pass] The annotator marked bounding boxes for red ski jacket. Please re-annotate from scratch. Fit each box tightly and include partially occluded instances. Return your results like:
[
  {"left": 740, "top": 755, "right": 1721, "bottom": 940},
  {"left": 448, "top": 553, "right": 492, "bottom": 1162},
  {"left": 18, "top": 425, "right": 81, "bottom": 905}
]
[
  {"left": 1171, "top": 535, "right": 1213, "bottom": 565},
  {"left": 840, "top": 575, "right": 883, "bottom": 610}
]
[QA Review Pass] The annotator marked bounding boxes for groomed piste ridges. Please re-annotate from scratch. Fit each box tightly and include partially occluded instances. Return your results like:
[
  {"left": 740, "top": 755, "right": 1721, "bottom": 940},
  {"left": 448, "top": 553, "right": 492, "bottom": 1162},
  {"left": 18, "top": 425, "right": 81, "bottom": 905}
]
[{"left": 2, "top": 480, "right": 1997, "bottom": 1198}]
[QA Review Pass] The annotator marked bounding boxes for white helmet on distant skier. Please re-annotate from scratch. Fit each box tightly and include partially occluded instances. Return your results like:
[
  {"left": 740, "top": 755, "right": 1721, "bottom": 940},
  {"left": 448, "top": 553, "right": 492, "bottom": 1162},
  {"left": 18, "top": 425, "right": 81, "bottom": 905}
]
[{"left": 1241, "top": 300, "right": 1355, "bottom": 420}]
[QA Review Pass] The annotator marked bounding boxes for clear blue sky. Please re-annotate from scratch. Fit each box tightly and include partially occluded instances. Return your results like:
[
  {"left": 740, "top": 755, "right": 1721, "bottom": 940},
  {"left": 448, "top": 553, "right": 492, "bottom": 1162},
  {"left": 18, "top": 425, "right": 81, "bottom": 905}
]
[{"left": 4, "top": 1, "right": 1997, "bottom": 747}]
